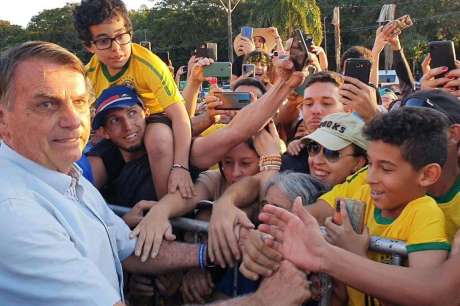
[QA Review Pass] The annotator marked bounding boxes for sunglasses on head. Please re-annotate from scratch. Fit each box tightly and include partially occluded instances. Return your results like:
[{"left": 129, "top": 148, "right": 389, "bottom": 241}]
[
  {"left": 306, "top": 141, "right": 356, "bottom": 163},
  {"left": 402, "top": 97, "right": 455, "bottom": 124}
]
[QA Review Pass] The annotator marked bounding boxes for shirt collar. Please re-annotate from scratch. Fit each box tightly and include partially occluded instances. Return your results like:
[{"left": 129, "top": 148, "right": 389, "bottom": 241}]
[{"left": 0, "top": 143, "right": 82, "bottom": 196}]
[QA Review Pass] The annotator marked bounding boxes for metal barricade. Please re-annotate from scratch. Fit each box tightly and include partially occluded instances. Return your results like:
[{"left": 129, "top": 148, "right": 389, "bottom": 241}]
[{"left": 109, "top": 204, "right": 408, "bottom": 306}]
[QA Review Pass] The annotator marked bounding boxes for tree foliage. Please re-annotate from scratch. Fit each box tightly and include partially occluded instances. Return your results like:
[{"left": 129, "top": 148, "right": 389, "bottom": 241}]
[{"left": 1, "top": 0, "right": 459, "bottom": 75}]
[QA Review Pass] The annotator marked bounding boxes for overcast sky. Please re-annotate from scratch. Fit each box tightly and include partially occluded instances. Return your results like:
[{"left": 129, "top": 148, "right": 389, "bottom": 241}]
[{"left": 0, "top": 0, "right": 156, "bottom": 28}]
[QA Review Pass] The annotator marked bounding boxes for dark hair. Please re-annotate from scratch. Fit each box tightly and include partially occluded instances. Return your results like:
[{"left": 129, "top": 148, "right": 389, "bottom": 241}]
[
  {"left": 73, "top": 0, "right": 133, "bottom": 46},
  {"left": 340, "top": 46, "right": 372, "bottom": 73},
  {"left": 243, "top": 51, "right": 271, "bottom": 66},
  {"left": 303, "top": 71, "right": 343, "bottom": 90},
  {"left": 364, "top": 107, "right": 449, "bottom": 170},
  {"left": 232, "top": 77, "right": 267, "bottom": 96},
  {"left": 218, "top": 137, "right": 258, "bottom": 179}
]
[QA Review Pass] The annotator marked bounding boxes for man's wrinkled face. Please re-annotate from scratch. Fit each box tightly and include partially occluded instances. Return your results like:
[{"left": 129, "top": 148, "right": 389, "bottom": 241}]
[{"left": 0, "top": 59, "right": 91, "bottom": 173}]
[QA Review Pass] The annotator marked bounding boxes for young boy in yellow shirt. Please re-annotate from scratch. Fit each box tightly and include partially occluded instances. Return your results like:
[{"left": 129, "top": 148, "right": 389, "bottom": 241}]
[
  {"left": 322, "top": 107, "right": 451, "bottom": 306},
  {"left": 73, "top": 0, "right": 193, "bottom": 199}
]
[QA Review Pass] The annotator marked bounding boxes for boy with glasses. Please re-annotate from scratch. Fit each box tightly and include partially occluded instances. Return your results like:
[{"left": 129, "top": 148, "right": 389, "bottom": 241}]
[{"left": 73, "top": 0, "right": 194, "bottom": 200}]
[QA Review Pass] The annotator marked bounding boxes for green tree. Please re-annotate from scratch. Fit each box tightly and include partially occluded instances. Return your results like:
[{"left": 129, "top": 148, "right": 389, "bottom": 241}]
[
  {"left": 247, "top": 0, "right": 323, "bottom": 44},
  {"left": 27, "top": 4, "right": 90, "bottom": 62},
  {"left": 0, "top": 20, "right": 27, "bottom": 52}
]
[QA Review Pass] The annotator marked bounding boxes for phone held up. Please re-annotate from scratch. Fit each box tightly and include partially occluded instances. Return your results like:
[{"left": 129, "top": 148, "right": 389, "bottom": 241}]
[
  {"left": 215, "top": 92, "right": 252, "bottom": 110},
  {"left": 242, "top": 64, "right": 256, "bottom": 78},
  {"left": 203, "top": 62, "right": 232, "bottom": 78},
  {"left": 241, "top": 26, "right": 253, "bottom": 39},
  {"left": 343, "top": 58, "right": 372, "bottom": 84},
  {"left": 289, "top": 29, "right": 310, "bottom": 71},
  {"left": 429, "top": 40, "right": 457, "bottom": 79}
]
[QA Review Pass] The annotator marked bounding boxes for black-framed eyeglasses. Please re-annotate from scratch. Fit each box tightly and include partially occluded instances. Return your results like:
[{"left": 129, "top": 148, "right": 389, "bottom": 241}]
[
  {"left": 402, "top": 97, "right": 455, "bottom": 124},
  {"left": 306, "top": 141, "right": 356, "bottom": 163},
  {"left": 92, "top": 32, "right": 131, "bottom": 50}
]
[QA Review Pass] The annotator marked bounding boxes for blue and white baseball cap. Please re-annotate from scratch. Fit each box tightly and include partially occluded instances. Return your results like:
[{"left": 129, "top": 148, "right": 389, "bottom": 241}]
[{"left": 92, "top": 85, "right": 144, "bottom": 129}]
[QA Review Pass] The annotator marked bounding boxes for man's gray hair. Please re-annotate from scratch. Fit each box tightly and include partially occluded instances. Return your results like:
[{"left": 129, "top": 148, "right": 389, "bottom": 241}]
[
  {"left": 0, "top": 41, "right": 89, "bottom": 109},
  {"left": 262, "top": 171, "right": 327, "bottom": 206}
]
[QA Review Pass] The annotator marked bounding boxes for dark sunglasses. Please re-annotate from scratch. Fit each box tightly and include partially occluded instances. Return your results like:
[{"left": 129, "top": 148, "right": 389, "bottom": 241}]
[
  {"left": 306, "top": 141, "right": 356, "bottom": 163},
  {"left": 402, "top": 97, "right": 455, "bottom": 124}
]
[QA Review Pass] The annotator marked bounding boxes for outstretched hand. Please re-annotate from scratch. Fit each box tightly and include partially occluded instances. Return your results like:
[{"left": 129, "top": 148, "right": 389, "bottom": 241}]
[{"left": 258, "top": 197, "right": 328, "bottom": 273}]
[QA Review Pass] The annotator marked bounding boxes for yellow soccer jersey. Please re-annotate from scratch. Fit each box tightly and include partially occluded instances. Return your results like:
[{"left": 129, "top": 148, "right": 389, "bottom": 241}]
[
  {"left": 319, "top": 166, "right": 368, "bottom": 206},
  {"left": 86, "top": 43, "right": 183, "bottom": 114},
  {"left": 339, "top": 185, "right": 449, "bottom": 306},
  {"left": 431, "top": 175, "right": 460, "bottom": 242}
]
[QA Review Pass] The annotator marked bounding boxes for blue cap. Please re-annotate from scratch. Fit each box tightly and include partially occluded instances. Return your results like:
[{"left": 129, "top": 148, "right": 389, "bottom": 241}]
[{"left": 92, "top": 85, "right": 144, "bottom": 129}]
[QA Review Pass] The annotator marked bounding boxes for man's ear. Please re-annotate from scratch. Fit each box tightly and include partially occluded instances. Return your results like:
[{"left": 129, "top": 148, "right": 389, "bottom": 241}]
[
  {"left": 448, "top": 124, "right": 460, "bottom": 147},
  {"left": 418, "top": 163, "right": 442, "bottom": 188},
  {"left": 98, "top": 127, "right": 111, "bottom": 140},
  {"left": 353, "top": 156, "right": 367, "bottom": 173},
  {"left": 84, "top": 42, "right": 96, "bottom": 55}
]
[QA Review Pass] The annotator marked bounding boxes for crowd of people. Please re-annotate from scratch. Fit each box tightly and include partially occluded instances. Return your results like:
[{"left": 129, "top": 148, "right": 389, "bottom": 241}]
[{"left": 1, "top": 0, "right": 460, "bottom": 305}]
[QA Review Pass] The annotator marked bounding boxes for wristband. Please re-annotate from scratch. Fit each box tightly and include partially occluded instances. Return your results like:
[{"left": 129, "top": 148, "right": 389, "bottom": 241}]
[
  {"left": 172, "top": 163, "right": 190, "bottom": 172},
  {"left": 198, "top": 243, "right": 207, "bottom": 271}
]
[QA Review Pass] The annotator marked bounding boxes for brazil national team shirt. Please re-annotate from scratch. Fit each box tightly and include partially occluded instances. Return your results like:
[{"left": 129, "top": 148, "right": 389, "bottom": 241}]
[{"left": 86, "top": 43, "right": 183, "bottom": 114}]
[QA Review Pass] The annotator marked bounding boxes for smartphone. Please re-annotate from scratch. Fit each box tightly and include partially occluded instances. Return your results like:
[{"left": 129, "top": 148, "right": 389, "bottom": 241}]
[
  {"left": 429, "top": 41, "right": 457, "bottom": 79},
  {"left": 289, "top": 29, "right": 310, "bottom": 71},
  {"left": 304, "top": 33, "right": 314, "bottom": 51},
  {"left": 344, "top": 58, "right": 372, "bottom": 84},
  {"left": 157, "top": 51, "right": 170, "bottom": 65},
  {"left": 196, "top": 43, "right": 218, "bottom": 61},
  {"left": 333, "top": 200, "right": 343, "bottom": 225},
  {"left": 241, "top": 26, "right": 253, "bottom": 39},
  {"left": 215, "top": 92, "right": 252, "bottom": 110},
  {"left": 391, "top": 15, "right": 413, "bottom": 32},
  {"left": 203, "top": 62, "right": 232, "bottom": 78},
  {"left": 242, "top": 64, "right": 256, "bottom": 78},
  {"left": 343, "top": 199, "right": 366, "bottom": 234},
  {"left": 178, "top": 80, "right": 187, "bottom": 91}
]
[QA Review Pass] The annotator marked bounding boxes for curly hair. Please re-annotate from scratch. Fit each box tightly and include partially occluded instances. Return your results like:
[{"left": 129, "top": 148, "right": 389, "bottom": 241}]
[
  {"left": 73, "top": 0, "right": 132, "bottom": 46},
  {"left": 364, "top": 107, "right": 449, "bottom": 170}
]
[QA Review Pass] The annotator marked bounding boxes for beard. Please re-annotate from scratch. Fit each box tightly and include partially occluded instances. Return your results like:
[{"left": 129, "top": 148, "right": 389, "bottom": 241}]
[{"left": 120, "top": 143, "right": 145, "bottom": 153}]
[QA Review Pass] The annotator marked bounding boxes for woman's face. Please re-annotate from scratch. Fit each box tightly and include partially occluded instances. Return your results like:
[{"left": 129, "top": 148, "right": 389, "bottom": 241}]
[
  {"left": 222, "top": 143, "right": 259, "bottom": 184},
  {"left": 254, "top": 36, "right": 266, "bottom": 50},
  {"left": 254, "top": 61, "right": 269, "bottom": 81},
  {"left": 263, "top": 185, "right": 293, "bottom": 211},
  {"left": 308, "top": 143, "right": 366, "bottom": 186}
]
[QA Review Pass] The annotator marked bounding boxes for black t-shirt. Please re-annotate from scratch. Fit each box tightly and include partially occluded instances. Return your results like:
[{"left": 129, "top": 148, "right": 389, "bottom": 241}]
[
  {"left": 87, "top": 139, "right": 202, "bottom": 207},
  {"left": 280, "top": 147, "right": 309, "bottom": 173},
  {"left": 232, "top": 55, "right": 244, "bottom": 77}
]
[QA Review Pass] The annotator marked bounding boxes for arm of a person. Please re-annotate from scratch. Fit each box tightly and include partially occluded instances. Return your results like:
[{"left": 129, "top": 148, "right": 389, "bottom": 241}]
[
  {"left": 191, "top": 81, "right": 294, "bottom": 169},
  {"left": 0, "top": 200, "right": 122, "bottom": 306},
  {"left": 321, "top": 244, "right": 457, "bottom": 306},
  {"left": 130, "top": 182, "right": 212, "bottom": 261},
  {"left": 123, "top": 240, "right": 201, "bottom": 275},
  {"left": 164, "top": 102, "right": 192, "bottom": 170},
  {"left": 393, "top": 48, "right": 416, "bottom": 99},
  {"left": 182, "top": 77, "right": 202, "bottom": 117},
  {"left": 191, "top": 112, "right": 214, "bottom": 136},
  {"left": 87, "top": 155, "right": 108, "bottom": 189}
]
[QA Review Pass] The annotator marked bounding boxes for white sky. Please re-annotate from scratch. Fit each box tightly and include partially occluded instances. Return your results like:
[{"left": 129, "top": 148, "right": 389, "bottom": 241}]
[{"left": 0, "top": 0, "right": 156, "bottom": 28}]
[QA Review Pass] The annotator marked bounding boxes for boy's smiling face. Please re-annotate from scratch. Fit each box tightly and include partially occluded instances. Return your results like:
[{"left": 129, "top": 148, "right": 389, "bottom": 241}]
[
  {"left": 87, "top": 15, "right": 132, "bottom": 75},
  {"left": 366, "top": 140, "right": 427, "bottom": 218}
]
